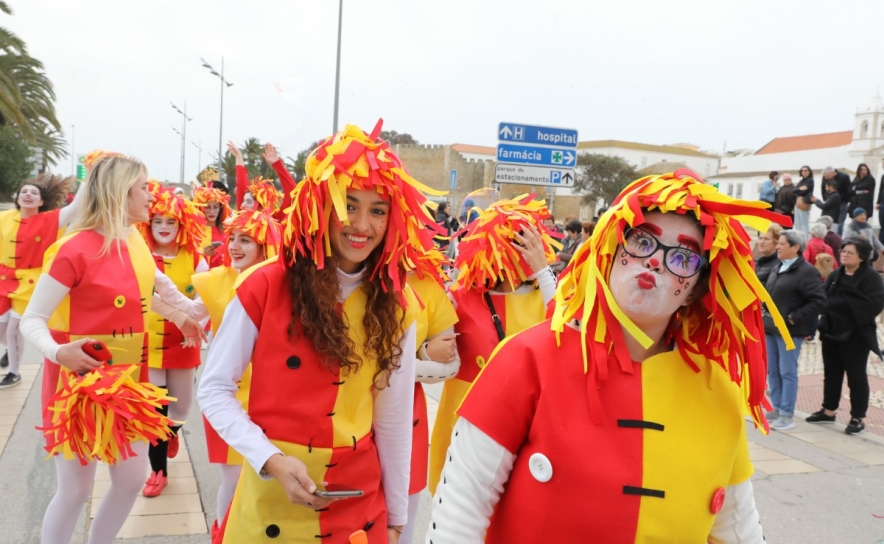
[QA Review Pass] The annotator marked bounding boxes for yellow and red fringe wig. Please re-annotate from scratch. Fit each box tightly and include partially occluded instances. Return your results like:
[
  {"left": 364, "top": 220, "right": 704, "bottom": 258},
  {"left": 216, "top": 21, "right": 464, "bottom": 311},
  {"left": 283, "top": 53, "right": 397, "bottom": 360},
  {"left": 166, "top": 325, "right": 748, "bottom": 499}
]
[
  {"left": 192, "top": 181, "right": 232, "bottom": 224},
  {"left": 83, "top": 149, "right": 124, "bottom": 170},
  {"left": 551, "top": 169, "right": 792, "bottom": 433},
  {"left": 222, "top": 208, "right": 282, "bottom": 266},
  {"left": 281, "top": 119, "right": 446, "bottom": 303},
  {"left": 141, "top": 180, "right": 207, "bottom": 256},
  {"left": 451, "top": 194, "right": 561, "bottom": 293},
  {"left": 248, "top": 177, "right": 284, "bottom": 214}
]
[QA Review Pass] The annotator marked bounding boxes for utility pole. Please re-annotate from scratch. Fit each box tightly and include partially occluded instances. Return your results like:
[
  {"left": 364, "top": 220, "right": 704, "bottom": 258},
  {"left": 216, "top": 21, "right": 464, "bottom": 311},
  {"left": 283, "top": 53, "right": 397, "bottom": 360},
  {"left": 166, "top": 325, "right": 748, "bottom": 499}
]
[
  {"left": 171, "top": 102, "right": 192, "bottom": 184},
  {"left": 332, "top": 0, "right": 343, "bottom": 133}
]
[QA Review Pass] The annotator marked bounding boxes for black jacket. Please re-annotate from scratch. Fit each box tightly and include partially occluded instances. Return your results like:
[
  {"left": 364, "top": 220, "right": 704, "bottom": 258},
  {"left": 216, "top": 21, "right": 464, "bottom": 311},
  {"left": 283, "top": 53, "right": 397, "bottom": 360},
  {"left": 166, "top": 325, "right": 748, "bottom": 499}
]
[
  {"left": 764, "top": 257, "right": 826, "bottom": 337},
  {"left": 833, "top": 170, "right": 851, "bottom": 202},
  {"left": 812, "top": 191, "right": 841, "bottom": 222},
  {"left": 754, "top": 253, "right": 780, "bottom": 286},
  {"left": 794, "top": 176, "right": 814, "bottom": 205},
  {"left": 848, "top": 174, "right": 876, "bottom": 214},
  {"left": 821, "top": 264, "right": 884, "bottom": 357}
]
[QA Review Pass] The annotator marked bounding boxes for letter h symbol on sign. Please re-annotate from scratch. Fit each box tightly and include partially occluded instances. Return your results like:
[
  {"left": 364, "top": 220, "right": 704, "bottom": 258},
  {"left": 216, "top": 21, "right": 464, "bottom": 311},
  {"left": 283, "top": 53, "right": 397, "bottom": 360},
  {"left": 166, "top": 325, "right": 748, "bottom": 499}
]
[{"left": 513, "top": 126, "right": 525, "bottom": 140}]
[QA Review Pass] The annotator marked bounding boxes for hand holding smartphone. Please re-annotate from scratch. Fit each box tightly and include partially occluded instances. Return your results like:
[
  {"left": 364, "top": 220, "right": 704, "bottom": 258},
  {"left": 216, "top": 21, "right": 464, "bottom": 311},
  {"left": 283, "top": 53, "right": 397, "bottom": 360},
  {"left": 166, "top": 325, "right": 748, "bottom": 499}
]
[{"left": 314, "top": 485, "right": 363, "bottom": 499}]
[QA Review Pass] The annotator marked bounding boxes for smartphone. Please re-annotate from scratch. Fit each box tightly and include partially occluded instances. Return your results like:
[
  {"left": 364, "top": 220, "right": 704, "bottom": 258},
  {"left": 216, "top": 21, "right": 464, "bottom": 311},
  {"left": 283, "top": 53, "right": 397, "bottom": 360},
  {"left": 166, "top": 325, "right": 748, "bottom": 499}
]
[
  {"left": 314, "top": 486, "right": 364, "bottom": 498},
  {"left": 82, "top": 341, "right": 113, "bottom": 363}
]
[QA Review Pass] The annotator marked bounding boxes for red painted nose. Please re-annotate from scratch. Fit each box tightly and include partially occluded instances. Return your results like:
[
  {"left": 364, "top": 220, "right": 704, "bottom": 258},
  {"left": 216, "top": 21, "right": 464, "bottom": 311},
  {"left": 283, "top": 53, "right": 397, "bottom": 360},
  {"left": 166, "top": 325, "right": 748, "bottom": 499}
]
[{"left": 648, "top": 258, "right": 660, "bottom": 268}]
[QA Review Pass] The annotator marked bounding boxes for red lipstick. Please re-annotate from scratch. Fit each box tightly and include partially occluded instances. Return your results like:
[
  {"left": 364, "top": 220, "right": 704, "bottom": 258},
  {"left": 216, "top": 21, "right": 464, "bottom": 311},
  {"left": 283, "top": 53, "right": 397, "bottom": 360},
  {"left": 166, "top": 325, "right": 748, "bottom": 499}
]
[{"left": 636, "top": 272, "right": 656, "bottom": 290}]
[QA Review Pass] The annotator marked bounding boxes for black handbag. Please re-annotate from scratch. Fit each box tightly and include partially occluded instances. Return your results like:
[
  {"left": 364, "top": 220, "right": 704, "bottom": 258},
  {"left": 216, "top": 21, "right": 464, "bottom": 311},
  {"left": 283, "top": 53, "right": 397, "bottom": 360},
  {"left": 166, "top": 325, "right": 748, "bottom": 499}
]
[{"left": 817, "top": 313, "right": 851, "bottom": 342}]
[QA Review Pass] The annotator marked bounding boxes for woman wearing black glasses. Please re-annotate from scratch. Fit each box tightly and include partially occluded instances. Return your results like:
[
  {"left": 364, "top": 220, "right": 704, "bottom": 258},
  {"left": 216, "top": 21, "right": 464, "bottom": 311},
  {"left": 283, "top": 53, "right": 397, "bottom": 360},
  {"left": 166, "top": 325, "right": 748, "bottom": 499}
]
[{"left": 427, "top": 170, "right": 791, "bottom": 543}]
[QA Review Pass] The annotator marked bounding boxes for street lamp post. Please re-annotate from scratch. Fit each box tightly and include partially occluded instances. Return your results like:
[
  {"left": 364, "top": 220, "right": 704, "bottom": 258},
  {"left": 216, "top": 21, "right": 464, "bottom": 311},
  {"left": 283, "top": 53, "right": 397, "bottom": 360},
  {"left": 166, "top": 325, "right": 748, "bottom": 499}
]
[
  {"left": 200, "top": 57, "right": 234, "bottom": 193},
  {"left": 333, "top": 0, "right": 343, "bottom": 133},
  {"left": 171, "top": 102, "right": 192, "bottom": 184}
]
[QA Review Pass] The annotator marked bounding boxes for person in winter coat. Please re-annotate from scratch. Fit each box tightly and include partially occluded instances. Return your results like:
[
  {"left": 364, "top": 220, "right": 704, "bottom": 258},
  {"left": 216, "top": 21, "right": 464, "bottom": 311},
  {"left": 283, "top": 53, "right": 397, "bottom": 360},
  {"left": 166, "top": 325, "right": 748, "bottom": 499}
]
[
  {"left": 843, "top": 208, "right": 884, "bottom": 267},
  {"left": 848, "top": 163, "right": 875, "bottom": 218},
  {"left": 823, "top": 166, "right": 852, "bottom": 233},
  {"left": 754, "top": 223, "right": 783, "bottom": 285},
  {"left": 803, "top": 223, "right": 836, "bottom": 270},
  {"left": 764, "top": 230, "right": 826, "bottom": 431},
  {"left": 773, "top": 173, "right": 797, "bottom": 222},
  {"left": 806, "top": 238, "right": 884, "bottom": 435},
  {"left": 816, "top": 216, "right": 842, "bottom": 266},
  {"left": 810, "top": 179, "right": 841, "bottom": 230},
  {"left": 793, "top": 166, "right": 814, "bottom": 234}
]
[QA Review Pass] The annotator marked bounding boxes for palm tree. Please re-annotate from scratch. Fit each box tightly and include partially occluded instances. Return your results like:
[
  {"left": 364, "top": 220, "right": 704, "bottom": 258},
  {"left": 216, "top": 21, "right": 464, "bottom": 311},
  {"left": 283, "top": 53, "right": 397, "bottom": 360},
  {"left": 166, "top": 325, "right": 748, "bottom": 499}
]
[{"left": 0, "top": 1, "right": 66, "bottom": 166}]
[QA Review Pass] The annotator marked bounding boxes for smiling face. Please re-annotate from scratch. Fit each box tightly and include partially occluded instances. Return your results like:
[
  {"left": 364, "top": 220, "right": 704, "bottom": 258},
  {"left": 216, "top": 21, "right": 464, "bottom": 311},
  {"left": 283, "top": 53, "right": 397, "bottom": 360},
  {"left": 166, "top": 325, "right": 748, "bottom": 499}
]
[
  {"left": 150, "top": 215, "right": 180, "bottom": 247},
  {"left": 328, "top": 188, "right": 390, "bottom": 273},
  {"left": 609, "top": 212, "right": 704, "bottom": 330},
  {"left": 205, "top": 201, "right": 221, "bottom": 223},
  {"left": 17, "top": 184, "right": 43, "bottom": 213},
  {"left": 242, "top": 192, "right": 256, "bottom": 211},
  {"left": 126, "top": 174, "right": 152, "bottom": 225},
  {"left": 227, "top": 229, "right": 262, "bottom": 271}
]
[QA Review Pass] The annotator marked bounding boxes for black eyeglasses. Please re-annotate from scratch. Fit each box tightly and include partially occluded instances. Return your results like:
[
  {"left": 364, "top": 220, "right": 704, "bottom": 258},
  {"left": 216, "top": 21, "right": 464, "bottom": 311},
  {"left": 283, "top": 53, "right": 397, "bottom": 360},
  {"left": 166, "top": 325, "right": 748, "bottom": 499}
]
[{"left": 622, "top": 227, "right": 707, "bottom": 278}]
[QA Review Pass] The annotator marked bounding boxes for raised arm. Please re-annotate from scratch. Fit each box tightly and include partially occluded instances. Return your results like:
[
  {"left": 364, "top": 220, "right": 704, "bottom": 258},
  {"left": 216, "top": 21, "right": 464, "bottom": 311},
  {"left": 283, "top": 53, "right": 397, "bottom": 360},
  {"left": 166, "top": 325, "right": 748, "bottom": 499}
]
[
  {"left": 58, "top": 178, "right": 88, "bottom": 228},
  {"left": 264, "top": 143, "right": 296, "bottom": 209},
  {"left": 227, "top": 141, "right": 247, "bottom": 209}
]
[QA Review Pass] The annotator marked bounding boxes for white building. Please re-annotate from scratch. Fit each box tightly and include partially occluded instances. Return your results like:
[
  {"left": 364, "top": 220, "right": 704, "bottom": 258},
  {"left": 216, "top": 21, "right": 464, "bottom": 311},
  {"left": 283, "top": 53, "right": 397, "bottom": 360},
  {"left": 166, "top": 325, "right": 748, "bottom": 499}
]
[{"left": 710, "top": 95, "right": 884, "bottom": 223}]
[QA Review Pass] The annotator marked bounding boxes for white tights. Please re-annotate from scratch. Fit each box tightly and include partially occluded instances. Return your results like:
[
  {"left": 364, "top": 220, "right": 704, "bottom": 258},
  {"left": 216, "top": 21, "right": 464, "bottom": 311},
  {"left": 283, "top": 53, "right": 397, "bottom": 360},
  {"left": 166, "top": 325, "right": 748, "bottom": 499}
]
[
  {"left": 216, "top": 464, "right": 242, "bottom": 522},
  {"left": 148, "top": 367, "right": 196, "bottom": 422},
  {"left": 0, "top": 309, "right": 23, "bottom": 375},
  {"left": 401, "top": 492, "right": 421, "bottom": 544},
  {"left": 41, "top": 441, "right": 148, "bottom": 544}
]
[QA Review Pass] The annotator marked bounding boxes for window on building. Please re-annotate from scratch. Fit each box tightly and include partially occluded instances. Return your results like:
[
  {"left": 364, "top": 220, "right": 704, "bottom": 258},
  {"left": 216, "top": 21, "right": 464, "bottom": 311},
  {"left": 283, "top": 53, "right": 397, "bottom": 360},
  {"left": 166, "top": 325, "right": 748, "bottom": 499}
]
[
  {"left": 641, "top": 157, "right": 647, "bottom": 168},
  {"left": 861, "top": 120, "right": 869, "bottom": 138},
  {"left": 727, "top": 184, "right": 734, "bottom": 197},
  {"left": 736, "top": 183, "right": 743, "bottom": 199}
]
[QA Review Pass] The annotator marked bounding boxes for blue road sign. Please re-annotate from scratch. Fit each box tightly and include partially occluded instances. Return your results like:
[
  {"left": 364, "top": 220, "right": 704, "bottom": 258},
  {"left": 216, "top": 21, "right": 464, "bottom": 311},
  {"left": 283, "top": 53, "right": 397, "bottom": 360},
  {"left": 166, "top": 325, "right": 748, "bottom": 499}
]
[
  {"left": 497, "top": 143, "right": 576, "bottom": 168},
  {"left": 498, "top": 123, "right": 578, "bottom": 148},
  {"left": 450, "top": 169, "right": 457, "bottom": 190}
]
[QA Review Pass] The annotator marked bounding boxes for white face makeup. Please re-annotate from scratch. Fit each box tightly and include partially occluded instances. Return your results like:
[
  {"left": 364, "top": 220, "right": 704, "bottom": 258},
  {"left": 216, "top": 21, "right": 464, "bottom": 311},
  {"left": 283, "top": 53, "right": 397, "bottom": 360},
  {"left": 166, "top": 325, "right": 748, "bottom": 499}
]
[
  {"left": 17, "top": 184, "right": 43, "bottom": 212},
  {"left": 151, "top": 215, "right": 180, "bottom": 246},
  {"left": 242, "top": 193, "right": 256, "bottom": 211},
  {"left": 328, "top": 189, "right": 390, "bottom": 273},
  {"left": 609, "top": 212, "right": 704, "bottom": 330},
  {"left": 227, "top": 229, "right": 262, "bottom": 271}
]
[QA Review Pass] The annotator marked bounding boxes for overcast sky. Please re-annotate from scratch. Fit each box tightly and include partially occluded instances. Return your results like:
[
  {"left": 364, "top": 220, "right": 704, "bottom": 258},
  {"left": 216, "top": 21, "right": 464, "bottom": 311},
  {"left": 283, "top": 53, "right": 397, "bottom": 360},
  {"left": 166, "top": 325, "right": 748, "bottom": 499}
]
[{"left": 7, "top": 0, "right": 884, "bottom": 181}]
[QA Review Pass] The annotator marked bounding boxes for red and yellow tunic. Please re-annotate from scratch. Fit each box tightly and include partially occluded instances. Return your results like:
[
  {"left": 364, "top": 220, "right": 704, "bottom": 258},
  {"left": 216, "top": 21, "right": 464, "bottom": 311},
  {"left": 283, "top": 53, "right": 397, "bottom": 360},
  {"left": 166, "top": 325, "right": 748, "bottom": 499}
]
[
  {"left": 217, "top": 262, "right": 416, "bottom": 544},
  {"left": 193, "top": 265, "right": 253, "bottom": 465},
  {"left": 428, "top": 286, "right": 544, "bottom": 494},
  {"left": 147, "top": 248, "right": 202, "bottom": 369},
  {"left": 406, "top": 274, "right": 458, "bottom": 495},
  {"left": 458, "top": 322, "right": 753, "bottom": 542},
  {"left": 39, "top": 230, "right": 156, "bottom": 443},
  {"left": 0, "top": 208, "right": 64, "bottom": 315},
  {"left": 200, "top": 224, "right": 226, "bottom": 269}
]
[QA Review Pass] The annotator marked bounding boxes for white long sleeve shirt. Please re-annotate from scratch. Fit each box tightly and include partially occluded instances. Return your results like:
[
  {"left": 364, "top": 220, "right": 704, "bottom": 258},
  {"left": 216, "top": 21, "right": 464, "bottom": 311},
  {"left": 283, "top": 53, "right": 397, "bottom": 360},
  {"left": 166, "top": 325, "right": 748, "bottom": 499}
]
[{"left": 197, "top": 267, "right": 416, "bottom": 525}]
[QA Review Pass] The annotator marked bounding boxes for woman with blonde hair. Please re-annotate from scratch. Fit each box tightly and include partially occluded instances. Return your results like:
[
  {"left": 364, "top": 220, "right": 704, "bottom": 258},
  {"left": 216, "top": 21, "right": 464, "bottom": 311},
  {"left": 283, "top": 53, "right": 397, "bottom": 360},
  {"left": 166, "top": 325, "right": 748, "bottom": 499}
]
[
  {"left": 754, "top": 223, "right": 783, "bottom": 285},
  {"left": 21, "top": 153, "right": 205, "bottom": 544}
]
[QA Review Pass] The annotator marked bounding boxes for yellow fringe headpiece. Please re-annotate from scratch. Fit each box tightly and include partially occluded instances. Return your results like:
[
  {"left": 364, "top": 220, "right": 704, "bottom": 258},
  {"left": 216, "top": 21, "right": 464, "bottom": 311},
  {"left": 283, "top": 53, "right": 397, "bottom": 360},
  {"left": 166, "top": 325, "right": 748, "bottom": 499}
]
[
  {"left": 197, "top": 166, "right": 220, "bottom": 183},
  {"left": 452, "top": 194, "right": 561, "bottom": 292},
  {"left": 247, "top": 177, "right": 283, "bottom": 214},
  {"left": 223, "top": 209, "right": 282, "bottom": 265},
  {"left": 83, "top": 149, "right": 123, "bottom": 170},
  {"left": 143, "top": 180, "right": 207, "bottom": 255},
  {"left": 192, "top": 181, "right": 231, "bottom": 224},
  {"left": 552, "top": 169, "right": 792, "bottom": 432},
  {"left": 282, "top": 119, "right": 447, "bottom": 301}
]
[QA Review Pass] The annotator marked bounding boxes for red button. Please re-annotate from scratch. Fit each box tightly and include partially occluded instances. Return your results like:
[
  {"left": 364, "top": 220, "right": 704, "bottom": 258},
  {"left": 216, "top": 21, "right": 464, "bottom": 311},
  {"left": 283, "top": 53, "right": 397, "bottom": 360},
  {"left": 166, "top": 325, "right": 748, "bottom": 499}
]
[{"left": 710, "top": 487, "right": 726, "bottom": 514}]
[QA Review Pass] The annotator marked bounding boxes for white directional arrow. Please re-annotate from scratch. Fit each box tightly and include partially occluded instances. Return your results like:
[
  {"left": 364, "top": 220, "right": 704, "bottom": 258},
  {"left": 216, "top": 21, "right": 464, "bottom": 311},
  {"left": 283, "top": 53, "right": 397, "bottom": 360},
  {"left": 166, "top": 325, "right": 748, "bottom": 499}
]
[
  {"left": 499, "top": 125, "right": 513, "bottom": 139},
  {"left": 563, "top": 151, "right": 575, "bottom": 165}
]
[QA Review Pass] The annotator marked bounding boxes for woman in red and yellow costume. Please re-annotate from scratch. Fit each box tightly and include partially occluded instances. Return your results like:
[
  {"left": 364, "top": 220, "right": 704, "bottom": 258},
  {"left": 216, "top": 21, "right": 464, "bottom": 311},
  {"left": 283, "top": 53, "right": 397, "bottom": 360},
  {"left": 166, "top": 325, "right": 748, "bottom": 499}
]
[
  {"left": 195, "top": 209, "right": 281, "bottom": 535},
  {"left": 402, "top": 250, "right": 459, "bottom": 543},
  {"left": 228, "top": 141, "right": 295, "bottom": 221},
  {"left": 0, "top": 173, "right": 79, "bottom": 389},
  {"left": 427, "top": 195, "right": 560, "bottom": 494},
  {"left": 192, "top": 166, "right": 232, "bottom": 268},
  {"left": 140, "top": 183, "right": 208, "bottom": 497},
  {"left": 20, "top": 154, "right": 205, "bottom": 544},
  {"left": 427, "top": 170, "right": 793, "bottom": 543},
  {"left": 199, "top": 120, "right": 444, "bottom": 544}
]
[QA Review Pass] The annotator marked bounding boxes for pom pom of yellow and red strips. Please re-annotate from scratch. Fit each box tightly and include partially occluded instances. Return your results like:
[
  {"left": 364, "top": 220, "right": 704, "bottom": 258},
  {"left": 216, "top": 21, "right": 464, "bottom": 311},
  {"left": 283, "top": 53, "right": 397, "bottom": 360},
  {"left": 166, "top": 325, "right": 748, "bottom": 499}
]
[
  {"left": 281, "top": 119, "right": 447, "bottom": 301},
  {"left": 552, "top": 169, "right": 792, "bottom": 433},
  {"left": 248, "top": 177, "right": 284, "bottom": 214},
  {"left": 192, "top": 181, "right": 232, "bottom": 224},
  {"left": 451, "top": 194, "right": 561, "bottom": 293},
  {"left": 222, "top": 209, "right": 282, "bottom": 266},
  {"left": 144, "top": 182, "right": 207, "bottom": 256},
  {"left": 38, "top": 365, "right": 176, "bottom": 465},
  {"left": 83, "top": 149, "right": 124, "bottom": 170}
]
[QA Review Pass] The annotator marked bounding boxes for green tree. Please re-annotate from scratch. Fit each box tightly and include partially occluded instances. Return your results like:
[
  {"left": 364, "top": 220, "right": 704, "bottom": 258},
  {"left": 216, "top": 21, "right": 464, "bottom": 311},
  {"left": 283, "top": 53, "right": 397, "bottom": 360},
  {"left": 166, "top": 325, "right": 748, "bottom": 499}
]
[
  {"left": 0, "top": 124, "right": 33, "bottom": 199},
  {"left": 0, "top": 2, "right": 66, "bottom": 165},
  {"left": 573, "top": 153, "right": 639, "bottom": 208},
  {"left": 378, "top": 130, "right": 417, "bottom": 145}
]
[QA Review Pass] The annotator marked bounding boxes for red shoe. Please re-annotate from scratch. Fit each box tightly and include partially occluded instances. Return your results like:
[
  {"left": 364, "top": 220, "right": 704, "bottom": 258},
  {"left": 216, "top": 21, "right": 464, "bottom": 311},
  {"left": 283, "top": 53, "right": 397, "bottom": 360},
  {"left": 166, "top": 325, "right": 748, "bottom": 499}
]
[
  {"left": 142, "top": 470, "right": 168, "bottom": 497},
  {"left": 167, "top": 434, "right": 180, "bottom": 459}
]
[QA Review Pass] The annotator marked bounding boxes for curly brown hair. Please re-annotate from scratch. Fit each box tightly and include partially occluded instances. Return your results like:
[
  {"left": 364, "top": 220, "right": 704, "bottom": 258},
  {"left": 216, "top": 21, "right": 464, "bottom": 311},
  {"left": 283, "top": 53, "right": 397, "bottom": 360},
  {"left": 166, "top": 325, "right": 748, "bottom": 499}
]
[
  {"left": 284, "top": 245, "right": 406, "bottom": 389},
  {"left": 16, "top": 173, "right": 74, "bottom": 212}
]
